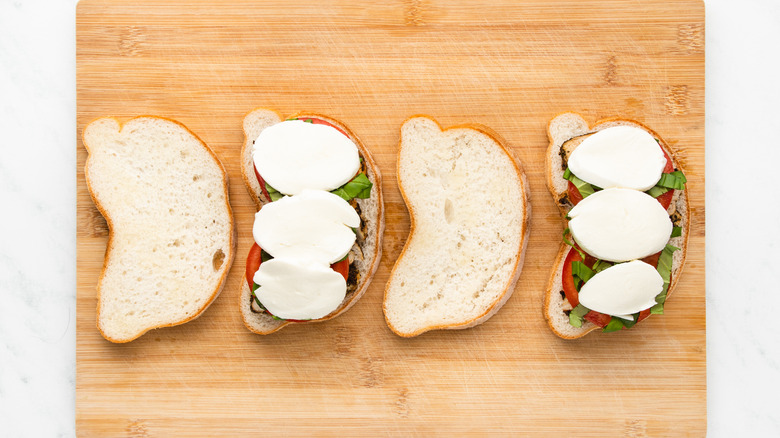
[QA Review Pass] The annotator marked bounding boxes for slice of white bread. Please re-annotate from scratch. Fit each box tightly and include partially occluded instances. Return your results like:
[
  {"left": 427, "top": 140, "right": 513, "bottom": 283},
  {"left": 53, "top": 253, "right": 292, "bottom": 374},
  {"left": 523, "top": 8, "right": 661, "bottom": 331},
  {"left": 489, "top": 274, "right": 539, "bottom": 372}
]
[
  {"left": 383, "top": 116, "right": 530, "bottom": 337},
  {"left": 83, "top": 116, "right": 235, "bottom": 343},
  {"left": 543, "top": 112, "right": 690, "bottom": 339},
  {"left": 239, "top": 109, "right": 384, "bottom": 334}
]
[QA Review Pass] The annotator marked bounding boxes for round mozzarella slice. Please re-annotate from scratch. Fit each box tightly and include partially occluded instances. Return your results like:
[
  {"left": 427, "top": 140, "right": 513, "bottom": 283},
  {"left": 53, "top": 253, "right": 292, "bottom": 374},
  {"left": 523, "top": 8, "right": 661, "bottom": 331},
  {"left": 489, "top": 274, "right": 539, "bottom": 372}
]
[
  {"left": 253, "top": 120, "right": 360, "bottom": 195},
  {"left": 568, "top": 188, "right": 672, "bottom": 262},
  {"left": 568, "top": 126, "right": 667, "bottom": 191},
  {"left": 578, "top": 260, "right": 663, "bottom": 317},
  {"left": 253, "top": 258, "right": 347, "bottom": 320},
  {"left": 253, "top": 189, "right": 360, "bottom": 264}
]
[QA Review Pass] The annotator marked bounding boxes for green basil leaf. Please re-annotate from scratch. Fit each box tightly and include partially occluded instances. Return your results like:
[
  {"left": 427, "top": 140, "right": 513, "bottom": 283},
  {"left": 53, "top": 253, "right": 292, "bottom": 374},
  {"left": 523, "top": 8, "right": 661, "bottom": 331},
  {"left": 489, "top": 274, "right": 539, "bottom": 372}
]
[
  {"left": 671, "top": 226, "right": 682, "bottom": 238},
  {"left": 621, "top": 313, "right": 639, "bottom": 329},
  {"left": 646, "top": 185, "right": 670, "bottom": 198},
  {"left": 265, "top": 183, "right": 284, "bottom": 202},
  {"left": 304, "top": 119, "right": 313, "bottom": 123},
  {"left": 357, "top": 186, "right": 372, "bottom": 199},
  {"left": 331, "top": 172, "right": 372, "bottom": 201},
  {"left": 572, "top": 261, "right": 595, "bottom": 283},
  {"left": 602, "top": 317, "right": 625, "bottom": 332},
  {"left": 656, "top": 244, "right": 679, "bottom": 288},
  {"left": 656, "top": 170, "right": 687, "bottom": 190},
  {"left": 652, "top": 244, "right": 679, "bottom": 313},
  {"left": 646, "top": 170, "right": 686, "bottom": 196},
  {"left": 260, "top": 249, "right": 274, "bottom": 263},
  {"left": 569, "top": 304, "right": 590, "bottom": 328},
  {"left": 563, "top": 168, "right": 596, "bottom": 198},
  {"left": 591, "top": 259, "right": 612, "bottom": 273},
  {"left": 562, "top": 228, "right": 586, "bottom": 260},
  {"left": 252, "top": 295, "right": 265, "bottom": 309}
]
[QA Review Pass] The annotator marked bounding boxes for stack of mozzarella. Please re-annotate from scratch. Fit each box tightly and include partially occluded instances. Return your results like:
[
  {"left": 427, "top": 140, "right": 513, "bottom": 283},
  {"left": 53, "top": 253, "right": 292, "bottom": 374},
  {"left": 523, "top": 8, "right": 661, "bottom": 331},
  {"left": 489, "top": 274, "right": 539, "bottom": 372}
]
[
  {"left": 564, "top": 126, "right": 673, "bottom": 321},
  {"left": 250, "top": 120, "right": 362, "bottom": 320}
]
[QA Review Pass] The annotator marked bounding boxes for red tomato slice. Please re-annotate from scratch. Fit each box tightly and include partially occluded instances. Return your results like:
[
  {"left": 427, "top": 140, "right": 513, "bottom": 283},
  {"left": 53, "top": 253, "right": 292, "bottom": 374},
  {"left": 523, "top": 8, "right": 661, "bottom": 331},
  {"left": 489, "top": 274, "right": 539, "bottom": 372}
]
[
  {"left": 246, "top": 243, "right": 263, "bottom": 289},
  {"left": 561, "top": 247, "right": 583, "bottom": 308},
  {"left": 253, "top": 165, "right": 271, "bottom": 201},
  {"left": 660, "top": 146, "right": 674, "bottom": 173},
  {"left": 561, "top": 247, "right": 611, "bottom": 328},
  {"left": 567, "top": 182, "right": 584, "bottom": 206},
  {"left": 641, "top": 251, "right": 662, "bottom": 268},
  {"left": 585, "top": 310, "right": 613, "bottom": 327},
  {"left": 655, "top": 145, "right": 675, "bottom": 210},
  {"left": 331, "top": 258, "right": 349, "bottom": 282},
  {"left": 567, "top": 139, "right": 676, "bottom": 207},
  {"left": 656, "top": 189, "right": 674, "bottom": 210},
  {"left": 304, "top": 117, "right": 349, "bottom": 137}
]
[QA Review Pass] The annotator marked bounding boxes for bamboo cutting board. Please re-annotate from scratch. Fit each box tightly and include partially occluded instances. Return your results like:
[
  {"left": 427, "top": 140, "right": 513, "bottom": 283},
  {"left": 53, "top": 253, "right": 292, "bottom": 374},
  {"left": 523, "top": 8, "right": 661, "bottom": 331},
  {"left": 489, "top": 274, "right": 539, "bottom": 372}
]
[{"left": 76, "top": 0, "right": 705, "bottom": 435}]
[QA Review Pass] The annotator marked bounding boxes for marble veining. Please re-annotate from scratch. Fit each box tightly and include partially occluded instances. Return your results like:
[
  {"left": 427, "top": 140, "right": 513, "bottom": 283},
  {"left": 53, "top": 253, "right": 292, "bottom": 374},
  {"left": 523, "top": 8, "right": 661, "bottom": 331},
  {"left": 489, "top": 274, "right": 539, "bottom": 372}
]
[{"left": 0, "top": 0, "right": 77, "bottom": 437}]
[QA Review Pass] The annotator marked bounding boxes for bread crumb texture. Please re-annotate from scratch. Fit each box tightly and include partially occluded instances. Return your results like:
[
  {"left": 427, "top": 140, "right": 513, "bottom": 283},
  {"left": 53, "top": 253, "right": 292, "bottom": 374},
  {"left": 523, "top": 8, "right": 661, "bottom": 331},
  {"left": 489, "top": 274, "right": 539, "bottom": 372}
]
[
  {"left": 385, "top": 117, "right": 526, "bottom": 336},
  {"left": 84, "top": 117, "right": 232, "bottom": 342}
]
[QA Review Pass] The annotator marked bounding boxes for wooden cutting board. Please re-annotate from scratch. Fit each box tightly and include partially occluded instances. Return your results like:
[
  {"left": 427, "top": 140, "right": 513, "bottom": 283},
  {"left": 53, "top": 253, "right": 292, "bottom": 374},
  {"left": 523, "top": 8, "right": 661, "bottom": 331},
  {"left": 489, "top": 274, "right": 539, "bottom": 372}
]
[{"left": 76, "top": 0, "right": 705, "bottom": 435}]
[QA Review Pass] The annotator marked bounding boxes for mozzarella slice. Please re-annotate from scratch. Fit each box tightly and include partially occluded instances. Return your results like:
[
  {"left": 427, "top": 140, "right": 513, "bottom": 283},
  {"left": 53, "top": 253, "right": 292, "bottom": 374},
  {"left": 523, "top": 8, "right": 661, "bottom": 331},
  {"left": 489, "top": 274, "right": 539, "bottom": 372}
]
[
  {"left": 253, "top": 120, "right": 360, "bottom": 195},
  {"left": 253, "top": 189, "right": 359, "bottom": 264},
  {"left": 569, "top": 188, "right": 672, "bottom": 262},
  {"left": 578, "top": 260, "right": 662, "bottom": 317},
  {"left": 253, "top": 258, "right": 346, "bottom": 320},
  {"left": 568, "top": 126, "right": 667, "bottom": 191}
]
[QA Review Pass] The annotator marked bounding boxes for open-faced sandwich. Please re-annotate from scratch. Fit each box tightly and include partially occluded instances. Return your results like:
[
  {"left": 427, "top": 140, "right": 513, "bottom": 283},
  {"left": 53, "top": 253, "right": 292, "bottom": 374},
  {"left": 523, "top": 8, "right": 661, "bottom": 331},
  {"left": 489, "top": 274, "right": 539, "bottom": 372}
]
[
  {"left": 239, "top": 109, "right": 384, "bottom": 334},
  {"left": 83, "top": 116, "right": 235, "bottom": 343},
  {"left": 544, "top": 112, "right": 690, "bottom": 339},
  {"left": 383, "top": 116, "right": 530, "bottom": 337}
]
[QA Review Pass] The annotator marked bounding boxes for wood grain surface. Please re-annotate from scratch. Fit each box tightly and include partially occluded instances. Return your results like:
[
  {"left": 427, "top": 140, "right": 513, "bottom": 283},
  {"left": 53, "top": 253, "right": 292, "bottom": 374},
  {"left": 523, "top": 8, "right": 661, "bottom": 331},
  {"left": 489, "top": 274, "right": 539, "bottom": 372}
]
[{"left": 76, "top": 0, "right": 705, "bottom": 435}]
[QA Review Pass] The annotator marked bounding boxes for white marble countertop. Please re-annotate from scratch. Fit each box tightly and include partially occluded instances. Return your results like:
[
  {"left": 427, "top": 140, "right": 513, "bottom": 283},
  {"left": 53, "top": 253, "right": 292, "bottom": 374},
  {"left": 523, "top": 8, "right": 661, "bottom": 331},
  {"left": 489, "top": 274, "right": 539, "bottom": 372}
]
[{"left": 1, "top": 0, "right": 778, "bottom": 435}]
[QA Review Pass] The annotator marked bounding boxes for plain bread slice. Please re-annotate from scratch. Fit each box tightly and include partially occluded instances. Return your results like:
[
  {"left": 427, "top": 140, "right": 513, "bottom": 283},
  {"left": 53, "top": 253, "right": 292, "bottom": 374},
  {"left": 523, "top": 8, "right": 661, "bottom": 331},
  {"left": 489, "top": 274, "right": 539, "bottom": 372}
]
[
  {"left": 383, "top": 116, "right": 530, "bottom": 337},
  {"left": 83, "top": 116, "right": 235, "bottom": 343}
]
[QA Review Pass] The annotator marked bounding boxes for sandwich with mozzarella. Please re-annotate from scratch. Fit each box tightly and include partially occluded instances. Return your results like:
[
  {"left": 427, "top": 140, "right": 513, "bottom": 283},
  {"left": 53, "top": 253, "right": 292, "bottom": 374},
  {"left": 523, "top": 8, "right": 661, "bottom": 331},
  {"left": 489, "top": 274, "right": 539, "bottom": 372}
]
[
  {"left": 543, "top": 113, "right": 689, "bottom": 339},
  {"left": 239, "top": 109, "right": 384, "bottom": 334}
]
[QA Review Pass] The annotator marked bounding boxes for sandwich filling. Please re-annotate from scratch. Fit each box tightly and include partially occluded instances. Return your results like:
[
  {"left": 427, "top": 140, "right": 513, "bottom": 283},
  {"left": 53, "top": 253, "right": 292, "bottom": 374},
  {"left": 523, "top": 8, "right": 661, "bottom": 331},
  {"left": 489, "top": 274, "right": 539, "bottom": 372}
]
[
  {"left": 247, "top": 117, "right": 372, "bottom": 321},
  {"left": 557, "top": 125, "right": 686, "bottom": 332}
]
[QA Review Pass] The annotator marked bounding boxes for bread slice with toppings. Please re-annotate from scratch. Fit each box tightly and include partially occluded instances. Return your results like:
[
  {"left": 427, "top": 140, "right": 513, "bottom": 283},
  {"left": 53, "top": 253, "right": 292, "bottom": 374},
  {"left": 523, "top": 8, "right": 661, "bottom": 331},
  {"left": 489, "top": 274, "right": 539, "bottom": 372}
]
[
  {"left": 239, "top": 109, "right": 384, "bottom": 334},
  {"left": 543, "top": 112, "right": 690, "bottom": 339},
  {"left": 83, "top": 116, "right": 235, "bottom": 343},
  {"left": 383, "top": 116, "right": 530, "bottom": 337}
]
